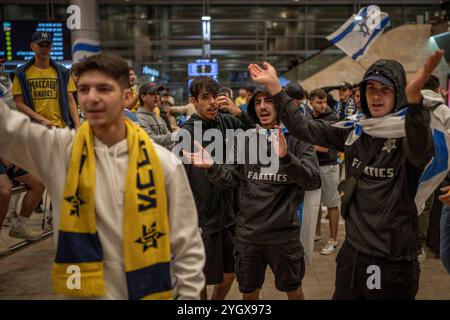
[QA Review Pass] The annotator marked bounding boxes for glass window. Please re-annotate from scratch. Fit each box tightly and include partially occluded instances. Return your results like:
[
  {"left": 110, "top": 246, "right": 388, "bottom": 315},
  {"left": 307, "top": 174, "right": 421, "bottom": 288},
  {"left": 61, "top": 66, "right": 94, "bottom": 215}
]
[
  {"left": 307, "top": 5, "right": 353, "bottom": 20},
  {"left": 3, "top": 4, "right": 48, "bottom": 20},
  {"left": 307, "top": 21, "right": 343, "bottom": 36}
]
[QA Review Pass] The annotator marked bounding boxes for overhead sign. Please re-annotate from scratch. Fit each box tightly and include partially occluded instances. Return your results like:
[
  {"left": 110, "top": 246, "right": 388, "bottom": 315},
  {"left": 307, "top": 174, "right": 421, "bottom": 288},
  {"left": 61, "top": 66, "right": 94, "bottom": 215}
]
[{"left": 188, "top": 59, "right": 218, "bottom": 77}]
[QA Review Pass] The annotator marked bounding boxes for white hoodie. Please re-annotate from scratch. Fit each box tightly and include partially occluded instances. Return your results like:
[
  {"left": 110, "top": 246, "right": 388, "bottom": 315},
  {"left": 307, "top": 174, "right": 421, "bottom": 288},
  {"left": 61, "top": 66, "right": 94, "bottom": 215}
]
[{"left": 0, "top": 100, "right": 205, "bottom": 299}]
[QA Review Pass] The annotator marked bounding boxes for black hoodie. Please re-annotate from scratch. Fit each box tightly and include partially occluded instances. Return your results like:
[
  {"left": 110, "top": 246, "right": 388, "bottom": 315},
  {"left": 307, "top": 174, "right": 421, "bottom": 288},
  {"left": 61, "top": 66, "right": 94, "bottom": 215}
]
[
  {"left": 206, "top": 87, "right": 321, "bottom": 245},
  {"left": 273, "top": 59, "right": 435, "bottom": 261},
  {"left": 311, "top": 107, "right": 339, "bottom": 166},
  {"left": 180, "top": 112, "right": 254, "bottom": 236}
]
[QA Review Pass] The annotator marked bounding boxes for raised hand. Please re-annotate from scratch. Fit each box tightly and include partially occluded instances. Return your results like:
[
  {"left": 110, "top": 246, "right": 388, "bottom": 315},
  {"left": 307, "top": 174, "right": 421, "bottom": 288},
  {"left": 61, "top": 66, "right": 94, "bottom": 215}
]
[
  {"left": 182, "top": 140, "right": 214, "bottom": 168},
  {"left": 406, "top": 49, "right": 444, "bottom": 105},
  {"left": 270, "top": 125, "right": 287, "bottom": 158},
  {"left": 248, "top": 62, "right": 283, "bottom": 95}
]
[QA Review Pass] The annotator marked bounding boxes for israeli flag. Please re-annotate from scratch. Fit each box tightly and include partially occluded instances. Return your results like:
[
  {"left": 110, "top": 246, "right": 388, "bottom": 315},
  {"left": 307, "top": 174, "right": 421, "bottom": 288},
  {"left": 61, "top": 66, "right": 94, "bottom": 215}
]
[
  {"left": 327, "top": 5, "right": 390, "bottom": 61},
  {"left": 72, "top": 38, "right": 101, "bottom": 63}
]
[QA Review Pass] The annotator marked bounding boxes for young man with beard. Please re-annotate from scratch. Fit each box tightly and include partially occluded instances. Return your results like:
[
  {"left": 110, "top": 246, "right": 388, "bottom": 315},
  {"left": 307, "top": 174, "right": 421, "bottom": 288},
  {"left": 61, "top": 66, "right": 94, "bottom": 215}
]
[
  {"left": 248, "top": 50, "right": 446, "bottom": 300},
  {"left": 179, "top": 76, "right": 254, "bottom": 300},
  {"left": 308, "top": 89, "right": 341, "bottom": 255},
  {"left": 184, "top": 86, "right": 320, "bottom": 300},
  {"left": 0, "top": 53, "right": 205, "bottom": 299}
]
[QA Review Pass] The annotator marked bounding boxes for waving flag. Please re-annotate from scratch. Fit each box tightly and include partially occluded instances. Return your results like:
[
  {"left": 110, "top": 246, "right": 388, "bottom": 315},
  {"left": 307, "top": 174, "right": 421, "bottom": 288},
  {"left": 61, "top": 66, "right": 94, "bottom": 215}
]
[
  {"left": 327, "top": 5, "right": 390, "bottom": 61},
  {"left": 72, "top": 38, "right": 101, "bottom": 63}
]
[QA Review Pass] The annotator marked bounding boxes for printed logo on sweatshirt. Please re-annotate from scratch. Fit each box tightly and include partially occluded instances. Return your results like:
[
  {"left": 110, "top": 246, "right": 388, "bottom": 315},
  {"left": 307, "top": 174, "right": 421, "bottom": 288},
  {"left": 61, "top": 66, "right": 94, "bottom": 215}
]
[
  {"left": 247, "top": 170, "right": 288, "bottom": 183},
  {"left": 382, "top": 139, "right": 397, "bottom": 154},
  {"left": 351, "top": 158, "right": 395, "bottom": 178},
  {"left": 363, "top": 166, "right": 395, "bottom": 178}
]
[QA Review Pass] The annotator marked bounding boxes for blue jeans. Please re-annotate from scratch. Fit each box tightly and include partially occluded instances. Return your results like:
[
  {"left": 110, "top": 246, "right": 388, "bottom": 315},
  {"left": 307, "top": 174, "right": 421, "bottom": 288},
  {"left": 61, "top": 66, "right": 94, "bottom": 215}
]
[{"left": 440, "top": 204, "right": 450, "bottom": 274}]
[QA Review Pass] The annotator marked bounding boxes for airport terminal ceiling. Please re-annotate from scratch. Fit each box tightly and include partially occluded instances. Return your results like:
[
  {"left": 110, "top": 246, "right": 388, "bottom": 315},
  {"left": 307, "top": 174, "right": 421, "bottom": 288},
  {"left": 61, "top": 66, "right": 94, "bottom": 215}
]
[{"left": 0, "top": 0, "right": 443, "bottom": 89}]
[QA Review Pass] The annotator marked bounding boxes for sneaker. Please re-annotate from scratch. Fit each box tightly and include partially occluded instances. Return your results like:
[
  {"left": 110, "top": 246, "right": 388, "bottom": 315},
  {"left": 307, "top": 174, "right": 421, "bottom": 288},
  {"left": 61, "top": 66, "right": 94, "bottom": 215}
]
[
  {"left": 34, "top": 205, "right": 44, "bottom": 214},
  {"left": 2, "top": 216, "right": 12, "bottom": 227},
  {"left": 0, "top": 236, "right": 11, "bottom": 256},
  {"left": 320, "top": 239, "right": 339, "bottom": 255},
  {"left": 418, "top": 248, "right": 426, "bottom": 264},
  {"left": 314, "top": 235, "right": 323, "bottom": 242},
  {"left": 9, "top": 219, "right": 42, "bottom": 241}
]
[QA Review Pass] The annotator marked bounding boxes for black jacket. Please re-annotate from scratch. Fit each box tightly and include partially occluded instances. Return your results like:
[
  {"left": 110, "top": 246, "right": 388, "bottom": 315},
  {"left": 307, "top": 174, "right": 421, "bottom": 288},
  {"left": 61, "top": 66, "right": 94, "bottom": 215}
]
[
  {"left": 206, "top": 95, "right": 320, "bottom": 246},
  {"left": 180, "top": 112, "right": 254, "bottom": 235},
  {"left": 206, "top": 128, "right": 320, "bottom": 246},
  {"left": 312, "top": 107, "right": 339, "bottom": 166},
  {"left": 274, "top": 59, "right": 434, "bottom": 261}
]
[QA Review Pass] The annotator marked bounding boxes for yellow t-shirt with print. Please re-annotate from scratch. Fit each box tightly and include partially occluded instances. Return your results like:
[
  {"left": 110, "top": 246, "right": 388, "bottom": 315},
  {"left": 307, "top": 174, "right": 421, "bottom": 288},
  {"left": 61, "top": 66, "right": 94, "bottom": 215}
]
[
  {"left": 235, "top": 96, "right": 247, "bottom": 108},
  {"left": 129, "top": 85, "right": 140, "bottom": 113},
  {"left": 12, "top": 65, "right": 76, "bottom": 128}
]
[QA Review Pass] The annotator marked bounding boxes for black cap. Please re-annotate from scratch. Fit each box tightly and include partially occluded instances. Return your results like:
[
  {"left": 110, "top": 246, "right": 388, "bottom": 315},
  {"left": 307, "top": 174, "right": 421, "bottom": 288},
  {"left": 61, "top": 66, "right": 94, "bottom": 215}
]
[
  {"left": 338, "top": 82, "right": 353, "bottom": 90},
  {"left": 31, "top": 31, "right": 53, "bottom": 45},
  {"left": 139, "top": 82, "right": 164, "bottom": 95},
  {"left": 363, "top": 73, "right": 394, "bottom": 88},
  {"left": 285, "top": 82, "right": 305, "bottom": 100}
]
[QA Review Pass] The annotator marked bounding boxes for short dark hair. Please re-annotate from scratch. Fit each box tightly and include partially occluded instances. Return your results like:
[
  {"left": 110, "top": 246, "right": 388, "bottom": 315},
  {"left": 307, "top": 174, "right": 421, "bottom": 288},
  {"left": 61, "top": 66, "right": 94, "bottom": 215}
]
[
  {"left": 309, "top": 88, "right": 327, "bottom": 100},
  {"left": 70, "top": 62, "right": 80, "bottom": 76},
  {"left": 219, "top": 87, "right": 233, "bottom": 99},
  {"left": 189, "top": 76, "right": 220, "bottom": 99},
  {"left": 77, "top": 53, "right": 131, "bottom": 89},
  {"left": 423, "top": 75, "right": 440, "bottom": 92}
]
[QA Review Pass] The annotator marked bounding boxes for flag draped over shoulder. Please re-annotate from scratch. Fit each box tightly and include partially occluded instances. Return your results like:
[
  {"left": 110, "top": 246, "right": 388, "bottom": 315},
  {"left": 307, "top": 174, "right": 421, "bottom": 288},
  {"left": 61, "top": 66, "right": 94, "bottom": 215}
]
[
  {"left": 326, "top": 5, "right": 390, "bottom": 61},
  {"left": 333, "top": 91, "right": 450, "bottom": 215}
]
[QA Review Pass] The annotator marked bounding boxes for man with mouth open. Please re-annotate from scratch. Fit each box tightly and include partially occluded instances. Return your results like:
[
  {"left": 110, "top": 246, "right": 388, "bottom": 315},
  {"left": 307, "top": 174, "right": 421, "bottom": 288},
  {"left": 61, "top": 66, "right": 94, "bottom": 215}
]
[
  {"left": 248, "top": 50, "right": 447, "bottom": 300},
  {"left": 184, "top": 86, "right": 321, "bottom": 300},
  {"left": 179, "top": 76, "right": 254, "bottom": 300}
]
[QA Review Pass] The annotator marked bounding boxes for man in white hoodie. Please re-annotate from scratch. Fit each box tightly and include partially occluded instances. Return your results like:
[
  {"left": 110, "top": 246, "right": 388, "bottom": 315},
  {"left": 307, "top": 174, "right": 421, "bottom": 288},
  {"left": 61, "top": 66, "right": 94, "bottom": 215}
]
[{"left": 0, "top": 53, "right": 205, "bottom": 299}]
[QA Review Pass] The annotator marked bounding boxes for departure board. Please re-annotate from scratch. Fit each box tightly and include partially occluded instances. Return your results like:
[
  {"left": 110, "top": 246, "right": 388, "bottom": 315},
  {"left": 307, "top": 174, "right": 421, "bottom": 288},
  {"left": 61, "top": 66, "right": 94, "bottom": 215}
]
[{"left": 0, "top": 21, "right": 71, "bottom": 61}]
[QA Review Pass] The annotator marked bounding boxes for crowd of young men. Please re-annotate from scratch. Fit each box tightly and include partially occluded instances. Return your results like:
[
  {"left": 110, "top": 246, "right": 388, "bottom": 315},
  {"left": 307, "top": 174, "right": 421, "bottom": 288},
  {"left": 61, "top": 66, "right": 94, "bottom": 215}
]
[{"left": 0, "top": 29, "right": 449, "bottom": 300}]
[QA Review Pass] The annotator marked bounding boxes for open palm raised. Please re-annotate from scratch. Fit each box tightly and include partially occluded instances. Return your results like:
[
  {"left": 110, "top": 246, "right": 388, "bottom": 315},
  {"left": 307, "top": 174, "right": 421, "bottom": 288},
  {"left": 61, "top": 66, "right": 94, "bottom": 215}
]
[
  {"left": 406, "top": 49, "right": 444, "bottom": 105},
  {"left": 182, "top": 140, "right": 214, "bottom": 169},
  {"left": 248, "top": 62, "right": 283, "bottom": 95}
]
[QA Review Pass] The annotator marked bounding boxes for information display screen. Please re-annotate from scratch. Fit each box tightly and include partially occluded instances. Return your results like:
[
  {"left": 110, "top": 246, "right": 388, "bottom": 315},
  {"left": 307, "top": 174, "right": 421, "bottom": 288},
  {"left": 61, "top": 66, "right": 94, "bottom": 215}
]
[
  {"left": 188, "top": 59, "right": 218, "bottom": 77},
  {"left": 0, "top": 20, "right": 71, "bottom": 61}
]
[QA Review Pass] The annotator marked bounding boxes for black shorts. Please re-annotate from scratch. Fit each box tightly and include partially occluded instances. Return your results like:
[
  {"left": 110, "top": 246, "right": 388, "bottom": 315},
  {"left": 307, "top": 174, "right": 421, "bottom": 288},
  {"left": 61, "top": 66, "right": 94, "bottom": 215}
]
[
  {"left": 333, "top": 242, "right": 420, "bottom": 300},
  {"left": 0, "top": 161, "right": 28, "bottom": 180},
  {"left": 202, "top": 226, "right": 235, "bottom": 285},
  {"left": 234, "top": 239, "right": 305, "bottom": 293}
]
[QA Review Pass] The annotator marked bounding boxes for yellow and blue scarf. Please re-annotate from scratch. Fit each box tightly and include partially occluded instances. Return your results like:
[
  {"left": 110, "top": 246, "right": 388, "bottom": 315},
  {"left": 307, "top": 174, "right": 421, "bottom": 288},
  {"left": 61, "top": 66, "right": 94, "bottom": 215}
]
[{"left": 52, "top": 118, "right": 172, "bottom": 300}]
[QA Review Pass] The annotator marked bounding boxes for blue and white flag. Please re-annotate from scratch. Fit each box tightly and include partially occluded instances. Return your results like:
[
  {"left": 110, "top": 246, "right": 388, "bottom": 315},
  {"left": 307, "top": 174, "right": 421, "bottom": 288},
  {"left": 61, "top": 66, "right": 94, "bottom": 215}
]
[
  {"left": 72, "top": 38, "right": 101, "bottom": 63},
  {"left": 327, "top": 5, "right": 390, "bottom": 61},
  {"left": 333, "top": 90, "right": 450, "bottom": 215}
]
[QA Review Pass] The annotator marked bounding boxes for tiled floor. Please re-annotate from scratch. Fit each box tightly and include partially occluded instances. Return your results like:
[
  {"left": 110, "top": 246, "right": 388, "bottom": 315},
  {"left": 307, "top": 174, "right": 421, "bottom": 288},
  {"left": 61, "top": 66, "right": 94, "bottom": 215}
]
[{"left": 0, "top": 217, "right": 449, "bottom": 300}]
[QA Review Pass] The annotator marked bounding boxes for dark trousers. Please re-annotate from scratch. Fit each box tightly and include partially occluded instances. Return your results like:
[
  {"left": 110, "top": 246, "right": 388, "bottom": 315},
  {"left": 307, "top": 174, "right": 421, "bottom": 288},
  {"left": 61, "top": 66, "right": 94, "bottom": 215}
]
[{"left": 333, "top": 242, "right": 420, "bottom": 300}]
